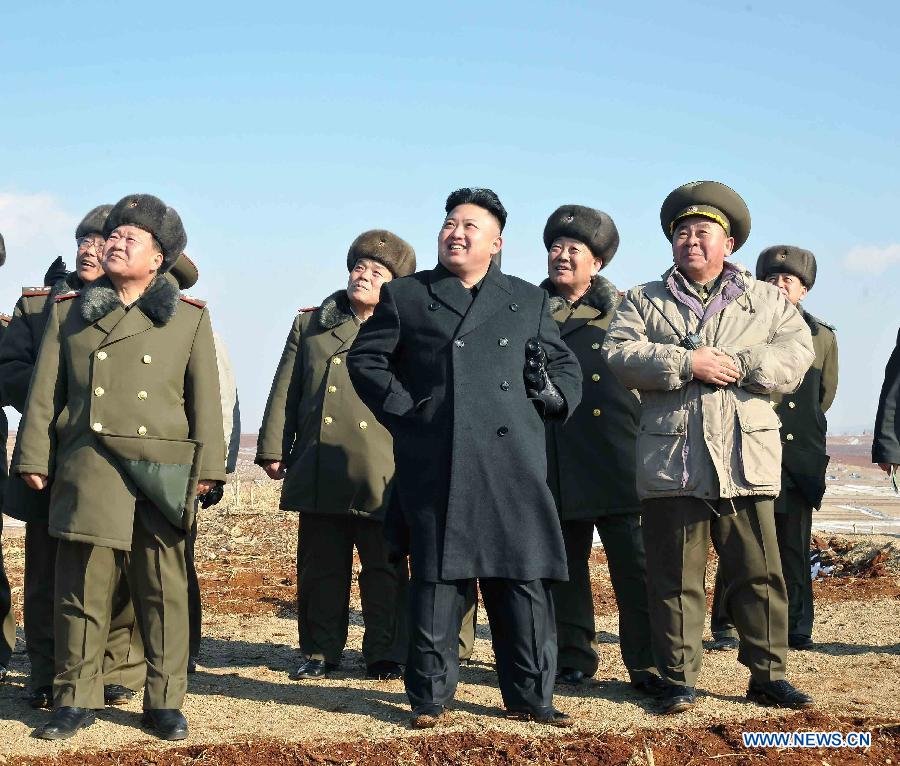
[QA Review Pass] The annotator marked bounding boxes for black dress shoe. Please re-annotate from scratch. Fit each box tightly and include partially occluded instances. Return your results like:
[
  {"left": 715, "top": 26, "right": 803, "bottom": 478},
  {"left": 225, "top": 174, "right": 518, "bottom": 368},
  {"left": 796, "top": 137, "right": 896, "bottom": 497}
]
[
  {"left": 507, "top": 705, "right": 573, "bottom": 727},
  {"left": 659, "top": 684, "right": 696, "bottom": 714},
  {"left": 33, "top": 707, "right": 96, "bottom": 740},
  {"left": 709, "top": 634, "right": 740, "bottom": 651},
  {"left": 0, "top": 664, "right": 8, "bottom": 682},
  {"left": 788, "top": 634, "right": 814, "bottom": 650},
  {"left": 629, "top": 674, "right": 669, "bottom": 697},
  {"left": 747, "top": 679, "right": 814, "bottom": 709},
  {"left": 104, "top": 684, "right": 135, "bottom": 706},
  {"left": 290, "top": 658, "right": 338, "bottom": 680},
  {"left": 410, "top": 704, "right": 445, "bottom": 729},
  {"left": 187, "top": 655, "right": 198, "bottom": 674},
  {"left": 366, "top": 660, "right": 403, "bottom": 680},
  {"left": 142, "top": 708, "right": 189, "bottom": 740},
  {"left": 28, "top": 686, "right": 53, "bottom": 710},
  {"left": 555, "top": 668, "right": 585, "bottom": 685}
]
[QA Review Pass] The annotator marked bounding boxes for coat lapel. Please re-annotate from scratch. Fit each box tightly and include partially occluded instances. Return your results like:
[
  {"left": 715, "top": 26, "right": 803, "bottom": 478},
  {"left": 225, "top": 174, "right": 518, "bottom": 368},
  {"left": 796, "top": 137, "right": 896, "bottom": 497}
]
[
  {"left": 558, "top": 303, "right": 600, "bottom": 338},
  {"left": 428, "top": 265, "right": 472, "bottom": 318},
  {"left": 98, "top": 306, "right": 154, "bottom": 347},
  {"left": 331, "top": 317, "right": 359, "bottom": 352},
  {"left": 457, "top": 262, "right": 513, "bottom": 338}
]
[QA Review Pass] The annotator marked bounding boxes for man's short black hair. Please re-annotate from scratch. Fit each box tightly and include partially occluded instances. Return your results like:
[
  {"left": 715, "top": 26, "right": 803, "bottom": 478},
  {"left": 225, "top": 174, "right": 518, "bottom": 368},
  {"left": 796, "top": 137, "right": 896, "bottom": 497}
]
[{"left": 444, "top": 187, "right": 507, "bottom": 232}]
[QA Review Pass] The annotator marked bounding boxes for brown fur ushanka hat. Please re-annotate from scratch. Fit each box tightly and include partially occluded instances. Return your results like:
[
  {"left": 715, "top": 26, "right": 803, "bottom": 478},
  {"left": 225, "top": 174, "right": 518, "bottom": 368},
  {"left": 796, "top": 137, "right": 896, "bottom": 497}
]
[
  {"left": 543, "top": 205, "right": 620, "bottom": 269},
  {"left": 75, "top": 205, "right": 113, "bottom": 240},
  {"left": 346, "top": 229, "right": 416, "bottom": 278},
  {"left": 756, "top": 245, "right": 817, "bottom": 289},
  {"left": 104, "top": 194, "right": 187, "bottom": 272}
]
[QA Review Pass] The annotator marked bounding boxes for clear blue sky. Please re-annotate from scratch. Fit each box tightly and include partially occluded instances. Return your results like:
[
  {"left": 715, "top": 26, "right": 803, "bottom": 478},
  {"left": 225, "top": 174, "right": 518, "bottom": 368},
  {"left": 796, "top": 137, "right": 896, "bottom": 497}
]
[{"left": 1, "top": 1, "right": 897, "bottom": 432}]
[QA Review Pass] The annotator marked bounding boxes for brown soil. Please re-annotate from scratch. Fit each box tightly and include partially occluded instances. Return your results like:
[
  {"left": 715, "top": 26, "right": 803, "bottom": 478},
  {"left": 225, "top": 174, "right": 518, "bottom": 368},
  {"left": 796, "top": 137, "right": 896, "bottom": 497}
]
[
  {"left": 2, "top": 461, "right": 899, "bottom": 763},
  {"left": 5, "top": 711, "right": 898, "bottom": 766}
]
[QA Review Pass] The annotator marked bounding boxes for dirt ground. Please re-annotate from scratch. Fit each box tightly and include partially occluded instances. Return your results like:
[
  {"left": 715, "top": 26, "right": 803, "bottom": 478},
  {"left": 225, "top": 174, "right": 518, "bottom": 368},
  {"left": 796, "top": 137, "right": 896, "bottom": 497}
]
[{"left": 1, "top": 459, "right": 898, "bottom": 764}]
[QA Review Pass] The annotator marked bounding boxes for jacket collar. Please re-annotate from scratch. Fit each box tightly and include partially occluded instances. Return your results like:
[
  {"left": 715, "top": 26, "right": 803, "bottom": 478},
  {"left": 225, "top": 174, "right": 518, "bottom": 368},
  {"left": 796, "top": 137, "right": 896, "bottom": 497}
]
[
  {"left": 318, "top": 289, "right": 359, "bottom": 346},
  {"left": 540, "top": 275, "right": 619, "bottom": 317},
  {"left": 80, "top": 274, "right": 180, "bottom": 327}
]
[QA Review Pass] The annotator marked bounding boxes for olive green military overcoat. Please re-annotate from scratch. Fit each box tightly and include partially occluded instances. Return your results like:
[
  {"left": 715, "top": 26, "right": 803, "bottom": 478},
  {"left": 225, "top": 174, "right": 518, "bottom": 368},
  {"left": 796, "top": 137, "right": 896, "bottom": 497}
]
[
  {"left": 541, "top": 278, "right": 641, "bottom": 518},
  {"left": 771, "top": 308, "right": 838, "bottom": 509},
  {"left": 0, "top": 276, "right": 82, "bottom": 523},
  {"left": 256, "top": 290, "right": 395, "bottom": 519},
  {"left": 13, "top": 274, "right": 226, "bottom": 550}
]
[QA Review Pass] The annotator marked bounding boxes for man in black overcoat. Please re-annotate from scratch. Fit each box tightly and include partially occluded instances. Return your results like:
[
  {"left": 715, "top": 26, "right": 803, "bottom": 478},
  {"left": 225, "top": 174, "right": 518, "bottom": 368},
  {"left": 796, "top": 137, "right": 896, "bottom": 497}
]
[
  {"left": 874, "top": 329, "right": 900, "bottom": 482},
  {"left": 348, "top": 187, "right": 582, "bottom": 728}
]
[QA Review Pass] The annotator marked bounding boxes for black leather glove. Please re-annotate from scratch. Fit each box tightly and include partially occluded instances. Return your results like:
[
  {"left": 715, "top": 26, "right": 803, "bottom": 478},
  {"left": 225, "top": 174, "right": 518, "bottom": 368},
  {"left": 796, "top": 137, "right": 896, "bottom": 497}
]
[
  {"left": 43, "top": 256, "right": 68, "bottom": 287},
  {"left": 524, "top": 337, "right": 567, "bottom": 420},
  {"left": 200, "top": 483, "right": 225, "bottom": 508}
]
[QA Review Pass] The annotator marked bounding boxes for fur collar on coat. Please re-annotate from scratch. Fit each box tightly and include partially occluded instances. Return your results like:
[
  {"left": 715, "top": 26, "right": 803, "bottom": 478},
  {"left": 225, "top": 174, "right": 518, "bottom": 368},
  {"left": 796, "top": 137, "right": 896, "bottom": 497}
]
[
  {"left": 317, "top": 290, "right": 357, "bottom": 330},
  {"left": 541, "top": 275, "right": 619, "bottom": 317},
  {"left": 80, "top": 274, "right": 180, "bottom": 325}
]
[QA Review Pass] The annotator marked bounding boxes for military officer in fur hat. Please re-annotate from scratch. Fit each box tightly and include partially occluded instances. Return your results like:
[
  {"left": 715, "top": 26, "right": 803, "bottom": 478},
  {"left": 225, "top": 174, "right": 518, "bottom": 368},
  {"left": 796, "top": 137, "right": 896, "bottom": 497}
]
[
  {"left": 603, "top": 181, "right": 816, "bottom": 714},
  {"left": 348, "top": 188, "right": 582, "bottom": 728},
  {"left": 257, "top": 230, "right": 415, "bottom": 681},
  {"left": 0, "top": 230, "right": 15, "bottom": 684},
  {"left": 0, "top": 206, "right": 163, "bottom": 709},
  {"left": 710, "top": 246, "right": 837, "bottom": 652},
  {"left": 539, "top": 205, "right": 664, "bottom": 696},
  {"left": 14, "top": 193, "right": 225, "bottom": 741}
]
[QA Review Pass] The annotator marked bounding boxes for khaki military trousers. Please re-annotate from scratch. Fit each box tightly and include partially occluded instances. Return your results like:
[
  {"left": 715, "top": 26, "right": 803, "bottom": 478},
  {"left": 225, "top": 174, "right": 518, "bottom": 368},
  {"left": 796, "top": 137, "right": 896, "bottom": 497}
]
[
  {"left": 53, "top": 501, "right": 189, "bottom": 710},
  {"left": 24, "top": 520, "right": 145, "bottom": 690},
  {"left": 0, "top": 514, "right": 15, "bottom": 668},
  {"left": 712, "top": 489, "right": 814, "bottom": 641},
  {"left": 552, "top": 515, "right": 657, "bottom": 681},
  {"left": 297, "top": 513, "right": 409, "bottom": 667},
  {"left": 641, "top": 496, "right": 788, "bottom": 688}
]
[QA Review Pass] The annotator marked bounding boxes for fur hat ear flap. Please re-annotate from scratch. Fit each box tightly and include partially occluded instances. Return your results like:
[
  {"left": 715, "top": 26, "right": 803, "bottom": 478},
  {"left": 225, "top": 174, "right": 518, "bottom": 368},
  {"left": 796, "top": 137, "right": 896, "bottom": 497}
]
[
  {"left": 169, "top": 253, "right": 199, "bottom": 290},
  {"left": 76, "top": 205, "right": 114, "bottom": 240},
  {"left": 347, "top": 230, "right": 416, "bottom": 278},
  {"left": 104, "top": 194, "right": 187, "bottom": 272}
]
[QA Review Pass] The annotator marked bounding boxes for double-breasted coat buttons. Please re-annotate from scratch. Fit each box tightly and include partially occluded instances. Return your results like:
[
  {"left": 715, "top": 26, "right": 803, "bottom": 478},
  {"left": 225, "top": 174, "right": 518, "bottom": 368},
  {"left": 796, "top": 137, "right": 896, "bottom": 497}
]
[
  {"left": 142, "top": 354, "right": 152, "bottom": 364},
  {"left": 497, "top": 426, "right": 509, "bottom": 436},
  {"left": 500, "top": 381, "right": 510, "bottom": 391},
  {"left": 498, "top": 337, "right": 508, "bottom": 347},
  {"left": 94, "top": 387, "right": 104, "bottom": 397},
  {"left": 137, "top": 426, "right": 147, "bottom": 436},
  {"left": 454, "top": 338, "right": 465, "bottom": 348},
  {"left": 96, "top": 351, "right": 107, "bottom": 361},
  {"left": 91, "top": 422, "right": 103, "bottom": 432},
  {"left": 137, "top": 390, "right": 148, "bottom": 400}
]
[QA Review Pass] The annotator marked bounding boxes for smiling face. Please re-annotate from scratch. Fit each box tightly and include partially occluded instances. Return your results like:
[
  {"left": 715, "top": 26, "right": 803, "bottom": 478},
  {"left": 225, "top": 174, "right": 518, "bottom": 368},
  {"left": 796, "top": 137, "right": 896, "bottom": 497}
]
[
  {"left": 438, "top": 203, "right": 502, "bottom": 281},
  {"left": 75, "top": 234, "right": 106, "bottom": 283},
  {"left": 671, "top": 215, "right": 734, "bottom": 283},
  {"left": 766, "top": 272, "right": 808, "bottom": 305},
  {"left": 102, "top": 225, "right": 164, "bottom": 284},
  {"left": 547, "top": 237, "right": 600, "bottom": 300},
  {"left": 346, "top": 257, "right": 393, "bottom": 312}
]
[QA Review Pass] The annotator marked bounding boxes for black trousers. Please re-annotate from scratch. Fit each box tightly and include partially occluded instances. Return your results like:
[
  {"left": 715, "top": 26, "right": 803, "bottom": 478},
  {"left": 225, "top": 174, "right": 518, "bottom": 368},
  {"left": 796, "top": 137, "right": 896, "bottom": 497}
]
[
  {"left": 0, "top": 514, "right": 15, "bottom": 668},
  {"left": 405, "top": 577, "right": 556, "bottom": 712}
]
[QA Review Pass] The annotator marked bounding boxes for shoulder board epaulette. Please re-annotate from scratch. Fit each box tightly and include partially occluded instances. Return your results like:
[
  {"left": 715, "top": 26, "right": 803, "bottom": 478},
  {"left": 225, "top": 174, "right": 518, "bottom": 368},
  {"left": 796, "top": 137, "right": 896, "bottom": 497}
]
[
  {"left": 179, "top": 295, "right": 207, "bottom": 309},
  {"left": 806, "top": 311, "right": 836, "bottom": 333},
  {"left": 55, "top": 290, "right": 79, "bottom": 302},
  {"left": 22, "top": 286, "right": 51, "bottom": 297},
  {"left": 298, "top": 306, "right": 318, "bottom": 313},
  {"left": 0, "top": 313, "right": 11, "bottom": 326}
]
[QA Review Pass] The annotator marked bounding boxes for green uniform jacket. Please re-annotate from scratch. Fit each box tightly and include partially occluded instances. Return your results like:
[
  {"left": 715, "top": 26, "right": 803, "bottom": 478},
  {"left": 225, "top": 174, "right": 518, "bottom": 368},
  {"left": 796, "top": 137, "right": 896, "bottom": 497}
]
[
  {"left": 256, "top": 290, "right": 395, "bottom": 520},
  {"left": 771, "top": 308, "right": 838, "bottom": 509},
  {"left": 0, "top": 277, "right": 82, "bottom": 522},
  {"left": 13, "top": 275, "right": 226, "bottom": 550},
  {"left": 542, "top": 278, "right": 641, "bottom": 519},
  {"left": 0, "top": 315, "right": 9, "bottom": 510}
]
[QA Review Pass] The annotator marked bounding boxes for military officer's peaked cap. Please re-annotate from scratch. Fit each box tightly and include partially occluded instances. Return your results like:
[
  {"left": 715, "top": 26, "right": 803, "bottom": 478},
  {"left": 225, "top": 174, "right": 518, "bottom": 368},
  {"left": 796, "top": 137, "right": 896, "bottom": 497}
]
[
  {"left": 346, "top": 229, "right": 416, "bottom": 278},
  {"left": 170, "top": 252, "right": 199, "bottom": 290},
  {"left": 76, "top": 205, "right": 113, "bottom": 240},
  {"left": 104, "top": 193, "right": 187, "bottom": 272},
  {"left": 660, "top": 180, "right": 751, "bottom": 252},
  {"left": 756, "top": 245, "right": 817, "bottom": 289},
  {"left": 543, "top": 205, "right": 619, "bottom": 269},
  {"left": 0, "top": 231, "right": 5, "bottom": 267}
]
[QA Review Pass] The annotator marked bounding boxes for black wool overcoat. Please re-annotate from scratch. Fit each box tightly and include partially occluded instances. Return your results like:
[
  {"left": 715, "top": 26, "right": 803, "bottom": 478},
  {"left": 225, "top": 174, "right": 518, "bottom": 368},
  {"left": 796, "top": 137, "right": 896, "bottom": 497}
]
[
  {"left": 347, "top": 262, "right": 582, "bottom": 582},
  {"left": 874, "top": 327, "right": 900, "bottom": 466}
]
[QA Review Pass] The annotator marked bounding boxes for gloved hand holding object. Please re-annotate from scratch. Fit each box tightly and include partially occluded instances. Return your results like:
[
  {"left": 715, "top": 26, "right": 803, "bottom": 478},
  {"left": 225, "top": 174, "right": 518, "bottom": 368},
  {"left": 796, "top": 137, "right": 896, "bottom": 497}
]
[{"left": 524, "top": 337, "right": 567, "bottom": 419}]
